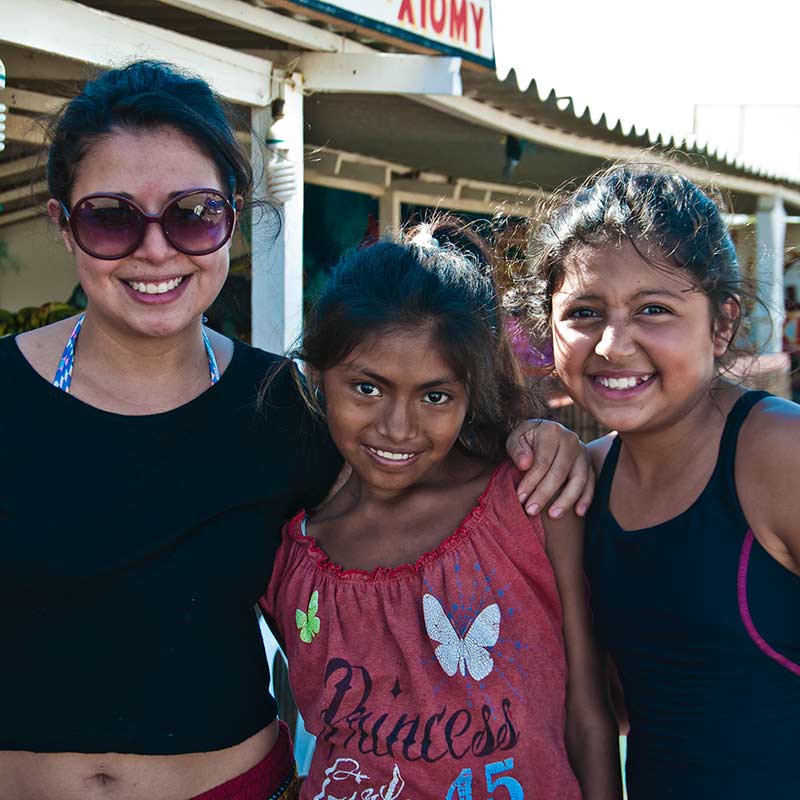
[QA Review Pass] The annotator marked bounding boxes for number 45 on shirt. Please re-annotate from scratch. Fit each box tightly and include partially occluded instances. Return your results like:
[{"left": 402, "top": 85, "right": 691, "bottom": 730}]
[{"left": 446, "top": 758, "right": 523, "bottom": 800}]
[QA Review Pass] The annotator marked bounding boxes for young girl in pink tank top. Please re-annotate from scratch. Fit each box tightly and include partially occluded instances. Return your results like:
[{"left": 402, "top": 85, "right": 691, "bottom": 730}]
[{"left": 261, "top": 218, "right": 621, "bottom": 799}]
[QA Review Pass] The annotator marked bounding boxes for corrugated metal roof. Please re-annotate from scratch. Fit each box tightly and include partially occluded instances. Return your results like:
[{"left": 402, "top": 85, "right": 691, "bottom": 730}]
[
  {"left": 6, "top": 0, "right": 799, "bottom": 200},
  {"left": 483, "top": 66, "right": 800, "bottom": 189},
  {"left": 254, "top": 1, "right": 800, "bottom": 188}
]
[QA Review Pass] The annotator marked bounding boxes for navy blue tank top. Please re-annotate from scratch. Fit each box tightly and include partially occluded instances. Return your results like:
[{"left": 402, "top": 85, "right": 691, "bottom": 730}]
[{"left": 586, "top": 391, "right": 800, "bottom": 799}]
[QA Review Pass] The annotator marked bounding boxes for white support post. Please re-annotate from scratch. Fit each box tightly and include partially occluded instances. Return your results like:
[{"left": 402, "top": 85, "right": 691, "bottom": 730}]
[
  {"left": 0, "top": 57, "right": 5, "bottom": 153},
  {"left": 250, "top": 71, "right": 305, "bottom": 355},
  {"left": 379, "top": 190, "right": 401, "bottom": 234},
  {"left": 754, "top": 195, "right": 787, "bottom": 353}
]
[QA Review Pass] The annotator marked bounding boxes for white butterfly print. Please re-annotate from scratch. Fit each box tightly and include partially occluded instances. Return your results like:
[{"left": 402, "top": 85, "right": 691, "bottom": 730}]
[{"left": 423, "top": 593, "right": 501, "bottom": 681}]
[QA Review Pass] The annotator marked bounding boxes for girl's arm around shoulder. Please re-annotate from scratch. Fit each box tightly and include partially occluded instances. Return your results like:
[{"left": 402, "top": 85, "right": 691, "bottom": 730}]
[
  {"left": 738, "top": 396, "right": 800, "bottom": 573},
  {"left": 258, "top": 516, "right": 302, "bottom": 632},
  {"left": 541, "top": 509, "right": 623, "bottom": 800},
  {"left": 505, "top": 420, "right": 595, "bottom": 518}
]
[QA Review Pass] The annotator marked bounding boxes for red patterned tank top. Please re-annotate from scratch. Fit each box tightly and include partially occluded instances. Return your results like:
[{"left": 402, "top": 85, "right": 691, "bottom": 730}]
[{"left": 261, "top": 460, "right": 580, "bottom": 799}]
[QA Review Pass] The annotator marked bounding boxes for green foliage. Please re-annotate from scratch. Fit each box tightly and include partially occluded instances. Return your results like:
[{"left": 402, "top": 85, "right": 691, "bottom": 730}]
[
  {"left": 0, "top": 302, "right": 81, "bottom": 336},
  {"left": 0, "top": 241, "right": 20, "bottom": 273}
]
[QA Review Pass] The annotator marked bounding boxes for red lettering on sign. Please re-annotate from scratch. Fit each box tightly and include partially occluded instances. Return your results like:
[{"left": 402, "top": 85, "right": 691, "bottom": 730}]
[
  {"left": 399, "top": 0, "right": 488, "bottom": 53},
  {"left": 470, "top": 2, "right": 485, "bottom": 50},
  {"left": 398, "top": 0, "right": 415, "bottom": 25},
  {"left": 450, "top": 0, "right": 467, "bottom": 41},
  {"left": 430, "top": 0, "right": 447, "bottom": 33}
]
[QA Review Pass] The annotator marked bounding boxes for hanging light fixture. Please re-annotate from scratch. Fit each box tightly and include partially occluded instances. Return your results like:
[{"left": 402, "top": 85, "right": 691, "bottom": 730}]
[
  {"left": 266, "top": 97, "right": 297, "bottom": 204},
  {"left": 503, "top": 135, "right": 522, "bottom": 178}
]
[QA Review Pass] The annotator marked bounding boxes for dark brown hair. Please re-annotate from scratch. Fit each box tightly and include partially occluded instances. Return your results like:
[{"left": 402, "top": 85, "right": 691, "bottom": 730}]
[
  {"left": 46, "top": 61, "right": 253, "bottom": 215},
  {"left": 520, "top": 163, "right": 759, "bottom": 367},
  {"left": 292, "top": 215, "right": 543, "bottom": 461}
]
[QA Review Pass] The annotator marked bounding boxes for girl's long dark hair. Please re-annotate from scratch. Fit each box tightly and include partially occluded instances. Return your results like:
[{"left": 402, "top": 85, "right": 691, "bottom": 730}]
[{"left": 282, "top": 215, "right": 544, "bottom": 461}]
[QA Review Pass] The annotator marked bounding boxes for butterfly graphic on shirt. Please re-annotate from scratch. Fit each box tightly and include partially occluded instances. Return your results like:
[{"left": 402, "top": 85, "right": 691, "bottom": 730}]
[
  {"left": 296, "top": 590, "right": 320, "bottom": 643},
  {"left": 423, "top": 593, "right": 501, "bottom": 681}
]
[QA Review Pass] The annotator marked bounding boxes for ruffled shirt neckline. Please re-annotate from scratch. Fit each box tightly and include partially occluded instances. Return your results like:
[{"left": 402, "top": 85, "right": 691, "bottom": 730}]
[{"left": 285, "top": 461, "right": 511, "bottom": 583}]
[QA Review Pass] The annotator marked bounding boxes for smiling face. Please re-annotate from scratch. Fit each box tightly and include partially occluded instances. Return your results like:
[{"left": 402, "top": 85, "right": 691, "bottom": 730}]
[
  {"left": 320, "top": 325, "right": 469, "bottom": 498},
  {"left": 550, "top": 242, "right": 731, "bottom": 436},
  {"left": 49, "top": 126, "right": 232, "bottom": 340}
]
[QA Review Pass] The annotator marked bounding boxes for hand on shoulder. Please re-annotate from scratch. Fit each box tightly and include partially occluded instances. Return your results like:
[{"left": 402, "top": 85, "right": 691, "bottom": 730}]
[{"left": 505, "top": 419, "right": 595, "bottom": 518}]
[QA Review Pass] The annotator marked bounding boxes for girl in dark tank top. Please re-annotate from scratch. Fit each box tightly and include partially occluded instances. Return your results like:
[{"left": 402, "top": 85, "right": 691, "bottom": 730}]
[{"left": 522, "top": 164, "right": 800, "bottom": 799}]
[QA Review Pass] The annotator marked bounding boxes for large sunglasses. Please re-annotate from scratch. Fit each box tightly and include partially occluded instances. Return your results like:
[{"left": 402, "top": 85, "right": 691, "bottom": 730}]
[{"left": 62, "top": 188, "right": 239, "bottom": 260}]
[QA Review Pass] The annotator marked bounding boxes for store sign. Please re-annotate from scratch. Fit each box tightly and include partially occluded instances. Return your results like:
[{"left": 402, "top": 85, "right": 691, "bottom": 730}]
[{"left": 288, "top": 1, "right": 494, "bottom": 67}]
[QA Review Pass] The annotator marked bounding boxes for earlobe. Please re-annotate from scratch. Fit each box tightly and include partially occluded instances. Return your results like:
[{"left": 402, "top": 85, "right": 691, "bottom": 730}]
[
  {"left": 308, "top": 368, "right": 325, "bottom": 405},
  {"left": 47, "top": 198, "right": 74, "bottom": 254},
  {"left": 713, "top": 299, "right": 740, "bottom": 357},
  {"left": 232, "top": 195, "right": 244, "bottom": 234}
]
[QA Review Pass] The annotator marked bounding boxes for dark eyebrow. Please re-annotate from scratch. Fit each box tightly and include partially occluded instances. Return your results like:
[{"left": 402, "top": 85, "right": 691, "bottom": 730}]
[
  {"left": 563, "top": 293, "right": 602, "bottom": 303},
  {"left": 347, "top": 366, "right": 460, "bottom": 391},
  {"left": 632, "top": 289, "right": 691, "bottom": 301},
  {"left": 632, "top": 289, "right": 688, "bottom": 301},
  {"left": 563, "top": 288, "right": 687, "bottom": 303},
  {"left": 112, "top": 189, "right": 201, "bottom": 201}
]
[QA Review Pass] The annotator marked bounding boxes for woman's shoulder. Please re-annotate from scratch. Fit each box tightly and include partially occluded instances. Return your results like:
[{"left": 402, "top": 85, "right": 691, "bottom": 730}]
[
  {"left": 13, "top": 316, "right": 80, "bottom": 381},
  {"left": 737, "top": 394, "right": 800, "bottom": 567},
  {"left": 229, "top": 338, "right": 286, "bottom": 371},
  {"left": 739, "top": 394, "right": 800, "bottom": 465},
  {"left": 228, "top": 340, "right": 297, "bottom": 402},
  {"left": 737, "top": 394, "right": 800, "bottom": 490}
]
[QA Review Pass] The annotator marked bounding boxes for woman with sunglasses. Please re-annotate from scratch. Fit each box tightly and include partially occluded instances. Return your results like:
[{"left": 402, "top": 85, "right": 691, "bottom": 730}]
[{"left": 0, "top": 61, "right": 591, "bottom": 800}]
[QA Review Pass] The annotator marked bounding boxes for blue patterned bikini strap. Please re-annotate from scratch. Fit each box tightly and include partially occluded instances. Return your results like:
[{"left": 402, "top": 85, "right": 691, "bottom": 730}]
[
  {"left": 203, "top": 327, "right": 220, "bottom": 385},
  {"left": 52, "top": 314, "right": 84, "bottom": 393},
  {"left": 52, "top": 314, "right": 220, "bottom": 393}
]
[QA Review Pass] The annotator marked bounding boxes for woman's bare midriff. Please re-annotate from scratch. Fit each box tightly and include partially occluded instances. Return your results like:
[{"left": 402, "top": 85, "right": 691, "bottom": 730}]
[{"left": 0, "top": 721, "right": 278, "bottom": 800}]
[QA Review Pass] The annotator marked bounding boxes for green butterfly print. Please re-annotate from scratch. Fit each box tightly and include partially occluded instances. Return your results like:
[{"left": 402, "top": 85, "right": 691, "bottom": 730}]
[{"left": 296, "top": 590, "right": 320, "bottom": 644}]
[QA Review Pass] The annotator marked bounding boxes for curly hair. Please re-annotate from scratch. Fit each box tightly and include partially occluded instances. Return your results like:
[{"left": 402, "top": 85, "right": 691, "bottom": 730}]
[{"left": 519, "top": 163, "right": 758, "bottom": 367}]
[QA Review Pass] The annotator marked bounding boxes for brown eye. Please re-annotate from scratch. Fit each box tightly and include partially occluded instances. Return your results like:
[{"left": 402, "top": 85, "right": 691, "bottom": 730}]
[
  {"left": 423, "top": 391, "right": 449, "bottom": 405},
  {"left": 641, "top": 305, "right": 671, "bottom": 316},
  {"left": 569, "top": 308, "right": 600, "bottom": 319},
  {"left": 355, "top": 382, "right": 381, "bottom": 397}
]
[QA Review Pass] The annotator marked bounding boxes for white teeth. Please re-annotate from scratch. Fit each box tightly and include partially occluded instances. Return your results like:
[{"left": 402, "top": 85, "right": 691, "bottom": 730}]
[
  {"left": 128, "top": 276, "right": 184, "bottom": 295},
  {"left": 597, "top": 374, "right": 652, "bottom": 390},
  {"left": 370, "top": 447, "right": 415, "bottom": 461}
]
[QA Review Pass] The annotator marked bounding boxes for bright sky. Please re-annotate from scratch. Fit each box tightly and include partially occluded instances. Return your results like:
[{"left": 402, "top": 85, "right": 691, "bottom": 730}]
[{"left": 491, "top": 0, "right": 800, "bottom": 179}]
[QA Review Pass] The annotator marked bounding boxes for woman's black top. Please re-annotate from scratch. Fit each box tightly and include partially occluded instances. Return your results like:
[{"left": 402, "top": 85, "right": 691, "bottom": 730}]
[
  {"left": 0, "top": 335, "right": 341, "bottom": 754},
  {"left": 586, "top": 391, "right": 800, "bottom": 799}
]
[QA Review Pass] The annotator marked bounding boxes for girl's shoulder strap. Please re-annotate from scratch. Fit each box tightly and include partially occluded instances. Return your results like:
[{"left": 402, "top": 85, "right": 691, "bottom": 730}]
[
  {"left": 713, "top": 389, "right": 772, "bottom": 492},
  {"left": 593, "top": 434, "right": 623, "bottom": 512}
]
